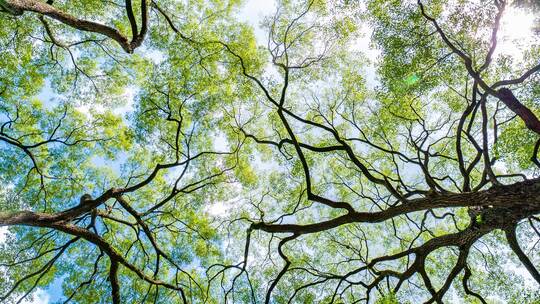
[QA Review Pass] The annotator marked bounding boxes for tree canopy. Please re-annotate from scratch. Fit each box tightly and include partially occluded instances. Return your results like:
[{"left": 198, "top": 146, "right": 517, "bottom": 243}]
[{"left": 0, "top": 0, "right": 540, "bottom": 303}]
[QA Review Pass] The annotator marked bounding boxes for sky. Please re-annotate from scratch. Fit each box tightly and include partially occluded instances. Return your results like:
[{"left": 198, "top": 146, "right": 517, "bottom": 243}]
[{"left": 239, "top": 0, "right": 276, "bottom": 43}]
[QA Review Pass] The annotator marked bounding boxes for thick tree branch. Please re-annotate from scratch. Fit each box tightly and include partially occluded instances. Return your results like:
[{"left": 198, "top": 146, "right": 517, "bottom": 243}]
[{"left": 1, "top": 0, "right": 148, "bottom": 53}]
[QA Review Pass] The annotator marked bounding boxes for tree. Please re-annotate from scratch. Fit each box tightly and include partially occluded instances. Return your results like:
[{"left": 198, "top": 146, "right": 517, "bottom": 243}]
[{"left": 0, "top": 0, "right": 539, "bottom": 303}]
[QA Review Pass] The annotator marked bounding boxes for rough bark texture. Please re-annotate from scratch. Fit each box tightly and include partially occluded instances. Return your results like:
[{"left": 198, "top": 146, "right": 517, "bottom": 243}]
[
  {"left": 252, "top": 179, "right": 540, "bottom": 235},
  {"left": 1, "top": 0, "right": 141, "bottom": 52}
]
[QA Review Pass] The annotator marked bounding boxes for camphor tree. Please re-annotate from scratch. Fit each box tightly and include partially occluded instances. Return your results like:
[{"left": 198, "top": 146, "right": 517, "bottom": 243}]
[{"left": 0, "top": 0, "right": 539, "bottom": 303}]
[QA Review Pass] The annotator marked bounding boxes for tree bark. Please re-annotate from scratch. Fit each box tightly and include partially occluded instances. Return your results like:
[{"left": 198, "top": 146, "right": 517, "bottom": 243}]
[
  {"left": 1, "top": 0, "right": 136, "bottom": 52},
  {"left": 252, "top": 178, "right": 540, "bottom": 235},
  {"left": 496, "top": 88, "right": 540, "bottom": 135}
]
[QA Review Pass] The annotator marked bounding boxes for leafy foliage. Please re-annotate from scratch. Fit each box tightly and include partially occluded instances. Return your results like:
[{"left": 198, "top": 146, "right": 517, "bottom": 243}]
[{"left": 1, "top": 0, "right": 540, "bottom": 303}]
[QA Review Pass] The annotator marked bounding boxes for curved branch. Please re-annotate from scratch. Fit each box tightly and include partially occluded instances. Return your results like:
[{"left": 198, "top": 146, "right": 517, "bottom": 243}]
[
  {"left": 418, "top": 0, "right": 540, "bottom": 136},
  {"left": 505, "top": 226, "right": 540, "bottom": 284},
  {"left": 2, "top": 0, "right": 147, "bottom": 53}
]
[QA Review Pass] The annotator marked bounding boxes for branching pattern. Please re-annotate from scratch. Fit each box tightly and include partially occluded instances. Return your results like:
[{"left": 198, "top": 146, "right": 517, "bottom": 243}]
[{"left": 1, "top": 0, "right": 540, "bottom": 303}]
